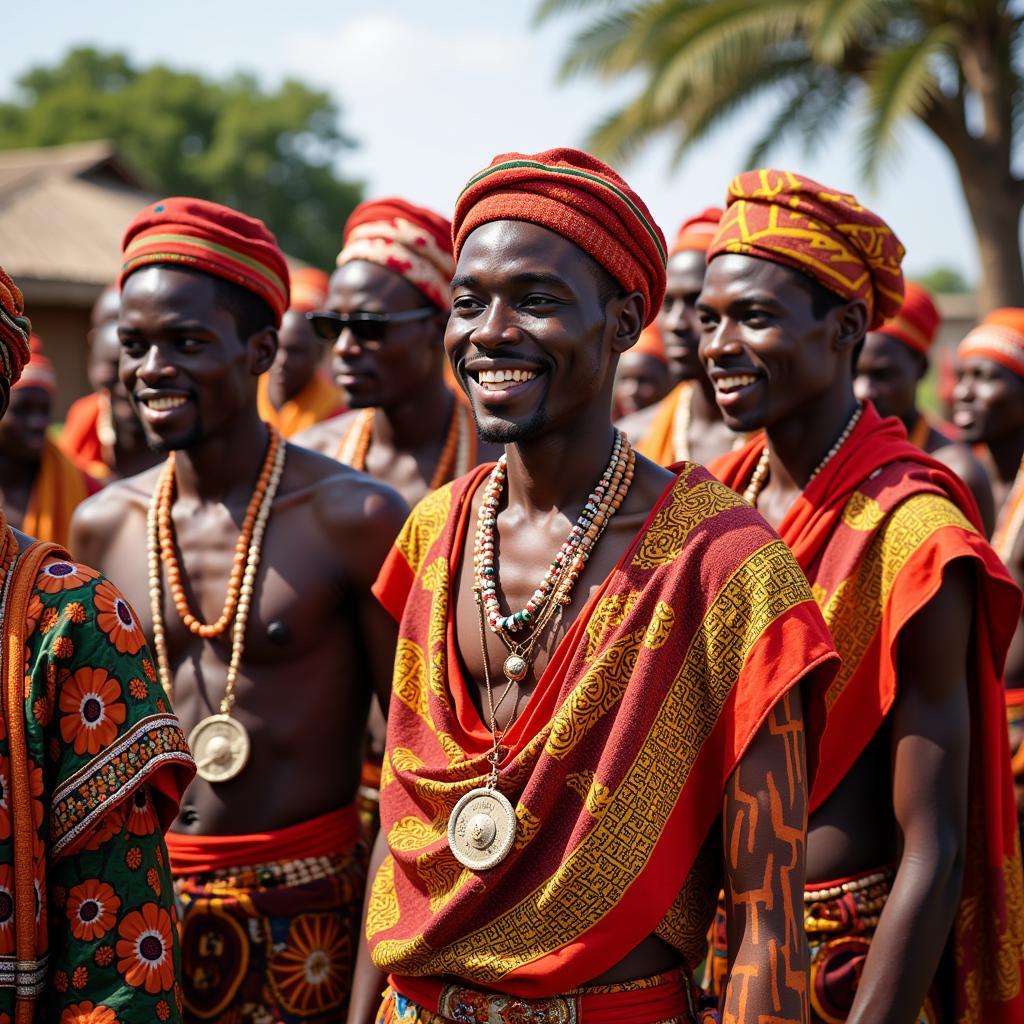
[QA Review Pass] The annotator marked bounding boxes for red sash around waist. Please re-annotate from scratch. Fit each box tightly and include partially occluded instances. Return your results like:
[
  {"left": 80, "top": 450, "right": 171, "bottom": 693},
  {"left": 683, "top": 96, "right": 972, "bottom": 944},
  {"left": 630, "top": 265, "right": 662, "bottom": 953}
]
[{"left": 167, "top": 804, "right": 361, "bottom": 875}]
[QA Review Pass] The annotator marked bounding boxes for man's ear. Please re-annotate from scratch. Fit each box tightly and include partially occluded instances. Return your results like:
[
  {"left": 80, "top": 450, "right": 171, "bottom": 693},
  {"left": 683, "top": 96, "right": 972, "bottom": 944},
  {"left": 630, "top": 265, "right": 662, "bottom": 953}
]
[
  {"left": 0, "top": 378, "right": 10, "bottom": 421},
  {"left": 249, "top": 327, "right": 279, "bottom": 376},
  {"left": 608, "top": 291, "right": 646, "bottom": 355},
  {"left": 831, "top": 299, "right": 869, "bottom": 355}
]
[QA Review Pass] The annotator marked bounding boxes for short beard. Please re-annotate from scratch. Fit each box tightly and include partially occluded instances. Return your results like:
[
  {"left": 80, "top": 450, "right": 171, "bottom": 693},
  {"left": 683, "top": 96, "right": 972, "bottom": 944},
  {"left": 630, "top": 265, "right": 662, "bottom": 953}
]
[
  {"left": 474, "top": 405, "right": 548, "bottom": 445},
  {"left": 143, "top": 420, "right": 204, "bottom": 454}
]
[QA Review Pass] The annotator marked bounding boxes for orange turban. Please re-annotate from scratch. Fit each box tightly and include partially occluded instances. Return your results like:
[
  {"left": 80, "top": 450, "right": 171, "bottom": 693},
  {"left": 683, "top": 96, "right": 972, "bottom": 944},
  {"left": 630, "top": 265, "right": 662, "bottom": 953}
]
[
  {"left": 708, "top": 170, "right": 905, "bottom": 328},
  {"left": 14, "top": 335, "right": 56, "bottom": 394},
  {"left": 671, "top": 207, "right": 723, "bottom": 255},
  {"left": 121, "top": 197, "right": 291, "bottom": 327},
  {"left": 0, "top": 266, "right": 31, "bottom": 385},
  {"left": 338, "top": 198, "right": 454, "bottom": 311},
  {"left": 959, "top": 311, "right": 1024, "bottom": 378},
  {"left": 452, "top": 148, "right": 667, "bottom": 327},
  {"left": 288, "top": 267, "right": 330, "bottom": 313},
  {"left": 875, "top": 281, "right": 940, "bottom": 355},
  {"left": 631, "top": 324, "right": 668, "bottom": 364}
]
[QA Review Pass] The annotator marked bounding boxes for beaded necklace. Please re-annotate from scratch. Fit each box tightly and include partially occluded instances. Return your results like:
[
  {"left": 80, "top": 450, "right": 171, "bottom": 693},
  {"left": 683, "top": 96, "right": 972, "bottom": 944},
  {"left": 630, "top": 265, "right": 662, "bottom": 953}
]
[{"left": 744, "top": 405, "right": 863, "bottom": 507}]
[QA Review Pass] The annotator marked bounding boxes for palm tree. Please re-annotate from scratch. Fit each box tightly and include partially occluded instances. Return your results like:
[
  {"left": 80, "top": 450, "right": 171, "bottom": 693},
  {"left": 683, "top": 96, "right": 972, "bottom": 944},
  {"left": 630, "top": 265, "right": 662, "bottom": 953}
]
[{"left": 537, "top": 0, "right": 1024, "bottom": 311}]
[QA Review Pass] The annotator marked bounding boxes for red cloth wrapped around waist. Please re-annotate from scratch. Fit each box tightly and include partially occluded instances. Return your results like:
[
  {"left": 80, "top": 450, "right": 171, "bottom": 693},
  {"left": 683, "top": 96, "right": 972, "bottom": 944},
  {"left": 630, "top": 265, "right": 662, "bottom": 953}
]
[
  {"left": 390, "top": 969, "right": 694, "bottom": 1024},
  {"left": 167, "top": 804, "right": 360, "bottom": 875}
]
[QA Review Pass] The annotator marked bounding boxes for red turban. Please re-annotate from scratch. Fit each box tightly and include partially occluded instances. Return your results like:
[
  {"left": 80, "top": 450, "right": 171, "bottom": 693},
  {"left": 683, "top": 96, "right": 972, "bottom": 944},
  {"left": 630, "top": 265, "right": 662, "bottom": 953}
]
[
  {"left": 288, "top": 267, "right": 330, "bottom": 313},
  {"left": 0, "top": 266, "right": 31, "bottom": 385},
  {"left": 708, "top": 170, "right": 905, "bottom": 329},
  {"left": 120, "top": 197, "right": 291, "bottom": 328},
  {"left": 959, "top": 315, "right": 1024, "bottom": 379},
  {"left": 338, "top": 198, "right": 454, "bottom": 311},
  {"left": 452, "top": 148, "right": 667, "bottom": 328},
  {"left": 14, "top": 335, "right": 56, "bottom": 394},
  {"left": 671, "top": 207, "right": 723, "bottom": 255},
  {"left": 875, "top": 281, "right": 940, "bottom": 355}
]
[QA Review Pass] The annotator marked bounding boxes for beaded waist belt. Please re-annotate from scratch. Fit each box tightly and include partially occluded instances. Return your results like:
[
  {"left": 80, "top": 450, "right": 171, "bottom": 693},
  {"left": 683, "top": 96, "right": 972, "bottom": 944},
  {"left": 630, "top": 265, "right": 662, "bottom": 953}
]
[
  {"left": 390, "top": 967, "right": 703, "bottom": 1024},
  {"left": 804, "top": 866, "right": 894, "bottom": 936}
]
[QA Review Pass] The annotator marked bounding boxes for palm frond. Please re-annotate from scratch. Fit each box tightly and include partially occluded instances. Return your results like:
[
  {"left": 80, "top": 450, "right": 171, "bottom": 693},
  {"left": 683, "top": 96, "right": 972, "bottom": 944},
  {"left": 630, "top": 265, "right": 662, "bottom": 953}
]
[
  {"left": 558, "top": 7, "right": 651, "bottom": 79},
  {"left": 811, "top": 0, "right": 891, "bottom": 63},
  {"left": 859, "top": 23, "right": 955, "bottom": 180},
  {"left": 533, "top": 0, "right": 627, "bottom": 27}
]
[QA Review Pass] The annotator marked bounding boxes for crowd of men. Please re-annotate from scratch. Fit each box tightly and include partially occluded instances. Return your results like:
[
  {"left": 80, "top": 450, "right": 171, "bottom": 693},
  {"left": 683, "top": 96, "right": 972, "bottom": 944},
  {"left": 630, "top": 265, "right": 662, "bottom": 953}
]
[{"left": 0, "top": 148, "right": 1022, "bottom": 1024}]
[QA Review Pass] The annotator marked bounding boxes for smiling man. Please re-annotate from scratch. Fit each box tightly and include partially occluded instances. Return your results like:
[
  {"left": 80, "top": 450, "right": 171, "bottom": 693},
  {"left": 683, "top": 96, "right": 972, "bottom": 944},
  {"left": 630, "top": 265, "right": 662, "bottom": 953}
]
[
  {"left": 705, "top": 170, "right": 1024, "bottom": 1023},
  {"left": 70, "top": 197, "right": 408, "bottom": 1024},
  {"left": 619, "top": 208, "right": 740, "bottom": 466},
  {"left": 346, "top": 149, "right": 841, "bottom": 1024},
  {"left": 294, "top": 198, "right": 500, "bottom": 509}
]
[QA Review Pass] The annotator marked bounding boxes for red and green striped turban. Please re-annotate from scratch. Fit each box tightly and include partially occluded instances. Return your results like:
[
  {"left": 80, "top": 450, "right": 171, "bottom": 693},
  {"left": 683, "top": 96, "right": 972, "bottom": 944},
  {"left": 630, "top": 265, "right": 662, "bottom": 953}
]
[
  {"left": 0, "top": 266, "right": 32, "bottom": 385},
  {"left": 452, "top": 148, "right": 667, "bottom": 327},
  {"left": 708, "top": 170, "right": 905, "bottom": 329},
  {"left": 120, "top": 198, "right": 291, "bottom": 327}
]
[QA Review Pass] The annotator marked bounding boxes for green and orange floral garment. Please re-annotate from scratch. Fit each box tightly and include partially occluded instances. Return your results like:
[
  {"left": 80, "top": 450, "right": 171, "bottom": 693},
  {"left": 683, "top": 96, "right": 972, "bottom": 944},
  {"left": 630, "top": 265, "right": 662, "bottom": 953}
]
[{"left": 0, "top": 539, "right": 194, "bottom": 1024}]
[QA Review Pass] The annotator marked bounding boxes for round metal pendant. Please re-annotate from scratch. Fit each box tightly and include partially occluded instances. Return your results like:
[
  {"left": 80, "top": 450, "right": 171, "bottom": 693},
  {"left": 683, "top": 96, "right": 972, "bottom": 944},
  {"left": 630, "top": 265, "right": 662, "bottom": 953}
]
[
  {"left": 189, "top": 714, "right": 251, "bottom": 783},
  {"left": 503, "top": 654, "right": 528, "bottom": 682},
  {"left": 448, "top": 787, "right": 517, "bottom": 871}
]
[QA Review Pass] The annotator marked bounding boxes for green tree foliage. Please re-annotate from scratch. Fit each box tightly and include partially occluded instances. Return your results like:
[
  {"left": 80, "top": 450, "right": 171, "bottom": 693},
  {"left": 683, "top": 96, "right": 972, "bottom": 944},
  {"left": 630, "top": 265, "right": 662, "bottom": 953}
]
[
  {"left": 916, "top": 266, "right": 971, "bottom": 295},
  {"left": 538, "top": 0, "right": 1024, "bottom": 311},
  {"left": 0, "top": 47, "right": 363, "bottom": 269}
]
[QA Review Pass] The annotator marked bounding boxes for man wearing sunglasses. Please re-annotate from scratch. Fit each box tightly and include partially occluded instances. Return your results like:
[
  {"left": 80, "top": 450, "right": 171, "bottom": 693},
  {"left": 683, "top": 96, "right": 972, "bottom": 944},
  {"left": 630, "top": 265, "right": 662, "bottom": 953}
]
[{"left": 294, "top": 197, "right": 500, "bottom": 509}]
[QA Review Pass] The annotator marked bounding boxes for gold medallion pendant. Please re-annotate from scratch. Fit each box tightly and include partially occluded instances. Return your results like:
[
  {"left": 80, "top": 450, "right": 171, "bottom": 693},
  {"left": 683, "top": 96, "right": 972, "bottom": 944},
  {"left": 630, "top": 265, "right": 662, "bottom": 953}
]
[
  {"left": 448, "top": 787, "right": 517, "bottom": 871},
  {"left": 189, "top": 714, "right": 251, "bottom": 783}
]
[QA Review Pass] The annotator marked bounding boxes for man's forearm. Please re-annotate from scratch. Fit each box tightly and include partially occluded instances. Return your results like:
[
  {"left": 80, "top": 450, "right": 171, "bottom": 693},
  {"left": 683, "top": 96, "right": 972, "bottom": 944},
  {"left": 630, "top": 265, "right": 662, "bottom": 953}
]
[{"left": 347, "top": 828, "right": 390, "bottom": 1024}]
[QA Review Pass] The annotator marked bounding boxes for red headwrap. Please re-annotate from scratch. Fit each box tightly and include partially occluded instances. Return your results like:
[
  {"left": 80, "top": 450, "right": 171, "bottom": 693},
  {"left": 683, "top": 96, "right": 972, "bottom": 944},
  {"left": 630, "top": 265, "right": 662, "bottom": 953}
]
[
  {"left": 120, "top": 197, "right": 291, "bottom": 327},
  {"left": 338, "top": 198, "right": 454, "bottom": 311},
  {"left": 958, "top": 321, "right": 1024, "bottom": 379},
  {"left": 875, "top": 281, "right": 940, "bottom": 355},
  {"left": 708, "top": 170, "right": 905, "bottom": 328},
  {"left": 671, "top": 207, "right": 723, "bottom": 255},
  {"left": 288, "top": 267, "right": 330, "bottom": 313},
  {"left": 0, "top": 266, "right": 31, "bottom": 385},
  {"left": 452, "top": 148, "right": 667, "bottom": 327},
  {"left": 983, "top": 307, "right": 1024, "bottom": 336},
  {"left": 14, "top": 335, "right": 56, "bottom": 394}
]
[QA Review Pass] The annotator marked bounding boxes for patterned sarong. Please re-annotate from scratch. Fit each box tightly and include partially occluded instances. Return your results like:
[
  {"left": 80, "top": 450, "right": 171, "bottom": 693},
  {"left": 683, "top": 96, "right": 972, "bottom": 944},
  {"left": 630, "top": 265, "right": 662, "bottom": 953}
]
[
  {"left": 367, "top": 461, "right": 838, "bottom": 997},
  {"left": 171, "top": 807, "right": 368, "bottom": 1023},
  {"left": 376, "top": 968, "right": 719, "bottom": 1023},
  {"left": 711, "top": 402, "right": 1024, "bottom": 1021}
]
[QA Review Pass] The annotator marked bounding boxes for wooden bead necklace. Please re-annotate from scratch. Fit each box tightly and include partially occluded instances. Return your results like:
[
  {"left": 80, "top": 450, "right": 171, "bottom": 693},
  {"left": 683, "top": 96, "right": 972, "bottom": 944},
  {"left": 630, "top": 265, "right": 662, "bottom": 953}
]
[
  {"left": 146, "top": 427, "right": 287, "bottom": 783},
  {"left": 744, "top": 404, "right": 863, "bottom": 506},
  {"left": 337, "top": 400, "right": 475, "bottom": 491}
]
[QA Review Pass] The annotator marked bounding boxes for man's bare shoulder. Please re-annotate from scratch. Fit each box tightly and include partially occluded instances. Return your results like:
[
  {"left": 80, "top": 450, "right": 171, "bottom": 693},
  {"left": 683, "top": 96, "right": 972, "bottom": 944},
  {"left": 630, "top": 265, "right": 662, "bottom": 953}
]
[
  {"left": 616, "top": 401, "right": 659, "bottom": 441},
  {"left": 70, "top": 462, "right": 162, "bottom": 554},
  {"left": 931, "top": 439, "right": 988, "bottom": 488},
  {"left": 291, "top": 410, "right": 358, "bottom": 455}
]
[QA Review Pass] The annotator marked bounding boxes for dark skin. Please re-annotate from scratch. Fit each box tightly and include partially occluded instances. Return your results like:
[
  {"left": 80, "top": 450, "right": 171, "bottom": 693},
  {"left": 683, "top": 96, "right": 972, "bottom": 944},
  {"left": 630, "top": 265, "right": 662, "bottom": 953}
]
[
  {"left": 699, "top": 253, "right": 974, "bottom": 1023},
  {"left": 0, "top": 385, "right": 50, "bottom": 529},
  {"left": 613, "top": 350, "right": 672, "bottom": 417},
  {"left": 617, "top": 249, "right": 738, "bottom": 465},
  {"left": 70, "top": 265, "right": 408, "bottom": 836},
  {"left": 294, "top": 260, "right": 501, "bottom": 508},
  {"left": 347, "top": 221, "right": 811, "bottom": 1024},
  {"left": 86, "top": 286, "right": 162, "bottom": 480},
  {"left": 953, "top": 356, "right": 1024, "bottom": 689},
  {"left": 264, "top": 308, "right": 327, "bottom": 409},
  {"left": 855, "top": 331, "right": 994, "bottom": 533}
]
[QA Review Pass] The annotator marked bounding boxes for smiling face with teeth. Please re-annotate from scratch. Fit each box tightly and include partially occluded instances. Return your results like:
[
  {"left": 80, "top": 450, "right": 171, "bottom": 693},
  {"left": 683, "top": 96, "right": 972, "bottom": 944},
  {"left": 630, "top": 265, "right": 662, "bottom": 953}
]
[
  {"left": 118, "top": 266, "right": 277, "bottom": 452},
  {"left": 447, "top": 220, "right": 643, "bottom": 445},
  {"left": 697, "top": 254, "right": 865, "bottom": 435}
]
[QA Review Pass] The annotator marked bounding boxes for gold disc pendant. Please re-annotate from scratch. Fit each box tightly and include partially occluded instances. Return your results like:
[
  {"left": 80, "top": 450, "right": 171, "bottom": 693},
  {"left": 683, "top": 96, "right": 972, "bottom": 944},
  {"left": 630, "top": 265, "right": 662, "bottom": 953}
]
[
  {"left": 189, "top": 714, "right": 251, "bottom": 783},
  {"left": 448, "top": 787, "right": 517, "bottom": 871},
  {"left": 503, "top": 654, "right": 528, "bottom": 682}
]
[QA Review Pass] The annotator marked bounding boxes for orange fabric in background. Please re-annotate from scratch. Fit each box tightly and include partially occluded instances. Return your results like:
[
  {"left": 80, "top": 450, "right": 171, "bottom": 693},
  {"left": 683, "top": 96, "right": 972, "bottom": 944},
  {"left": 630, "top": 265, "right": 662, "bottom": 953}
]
[
  {"left": 59, "top": 392, "right": 110, "bottom": 480},
  {"left": 257, "top": 371, "right": 345, "bottom": 438},
  {"left": 23, "top": 438, "right": 96, "bottom": 548},
  {"left": 368, "top": 462, "right": 837, "bottom": 997},
  {"left": 635, "top": 381, "right": 689, "bottom": 466},
  {"left": 711, "top": 403, "right": 1024, "bottom": 1022}
]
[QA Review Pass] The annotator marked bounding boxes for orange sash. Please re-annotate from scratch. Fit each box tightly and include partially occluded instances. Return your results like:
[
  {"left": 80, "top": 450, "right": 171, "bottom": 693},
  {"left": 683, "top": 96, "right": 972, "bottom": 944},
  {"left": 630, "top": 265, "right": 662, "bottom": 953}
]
[
  {"left": 634, "top": 381, "right": 687, "bottom": 465},
  {"left": 23, "top": 437, "right": 95, "bottom": 548},
  {"left": 367, "top": 462, "right": 838, "bottom": 997},
  {"left": 257, "top": 371, "right": 345, "bottom": 438},
  {"left": 59, "top": 391, "right": 110, "bottom": 479},
  {"left": 711, "top": 402, "right": 1024, "bottom": 1022}
]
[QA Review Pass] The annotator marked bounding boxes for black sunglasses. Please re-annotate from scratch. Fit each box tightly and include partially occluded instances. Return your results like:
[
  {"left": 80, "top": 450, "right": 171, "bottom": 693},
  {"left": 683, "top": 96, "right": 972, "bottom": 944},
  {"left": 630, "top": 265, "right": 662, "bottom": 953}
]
[{"left": 305, "top": 308, "right": 439, "bottom": 344}]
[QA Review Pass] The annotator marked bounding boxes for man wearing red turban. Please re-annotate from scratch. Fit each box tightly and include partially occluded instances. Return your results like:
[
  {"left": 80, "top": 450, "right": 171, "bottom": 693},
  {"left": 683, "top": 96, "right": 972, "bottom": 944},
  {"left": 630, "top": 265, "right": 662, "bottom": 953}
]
[
  {"left": 71, "top": 196, "right": 408, "bottom": 1024},
  {"left": 855, "top": 282, "right": 994, "bottom": 531},
  {"left": 296, "top": 197, "right": 500, "bottom": 508},
  {"left": 706, "top": 170, "right": 1024, "bottom": 1023},
  {"left": 0, "top": 264, "right": 194, "bottom": 1023},
  {"left": 349, "top": 148, "right": 841, "bottom": 1024},
  {"left": 257, "top": 266, "right": 346, "bottom": 437},
  {"left": 618, "top": 206, "right": 743, "bottom": 466}
]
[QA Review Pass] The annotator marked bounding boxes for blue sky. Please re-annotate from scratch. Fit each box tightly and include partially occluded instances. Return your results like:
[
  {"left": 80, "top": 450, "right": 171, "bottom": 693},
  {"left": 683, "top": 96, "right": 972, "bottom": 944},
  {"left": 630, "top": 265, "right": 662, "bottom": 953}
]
[{"left": 8, "top": 0, "right": 986, "bottom": 281}]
